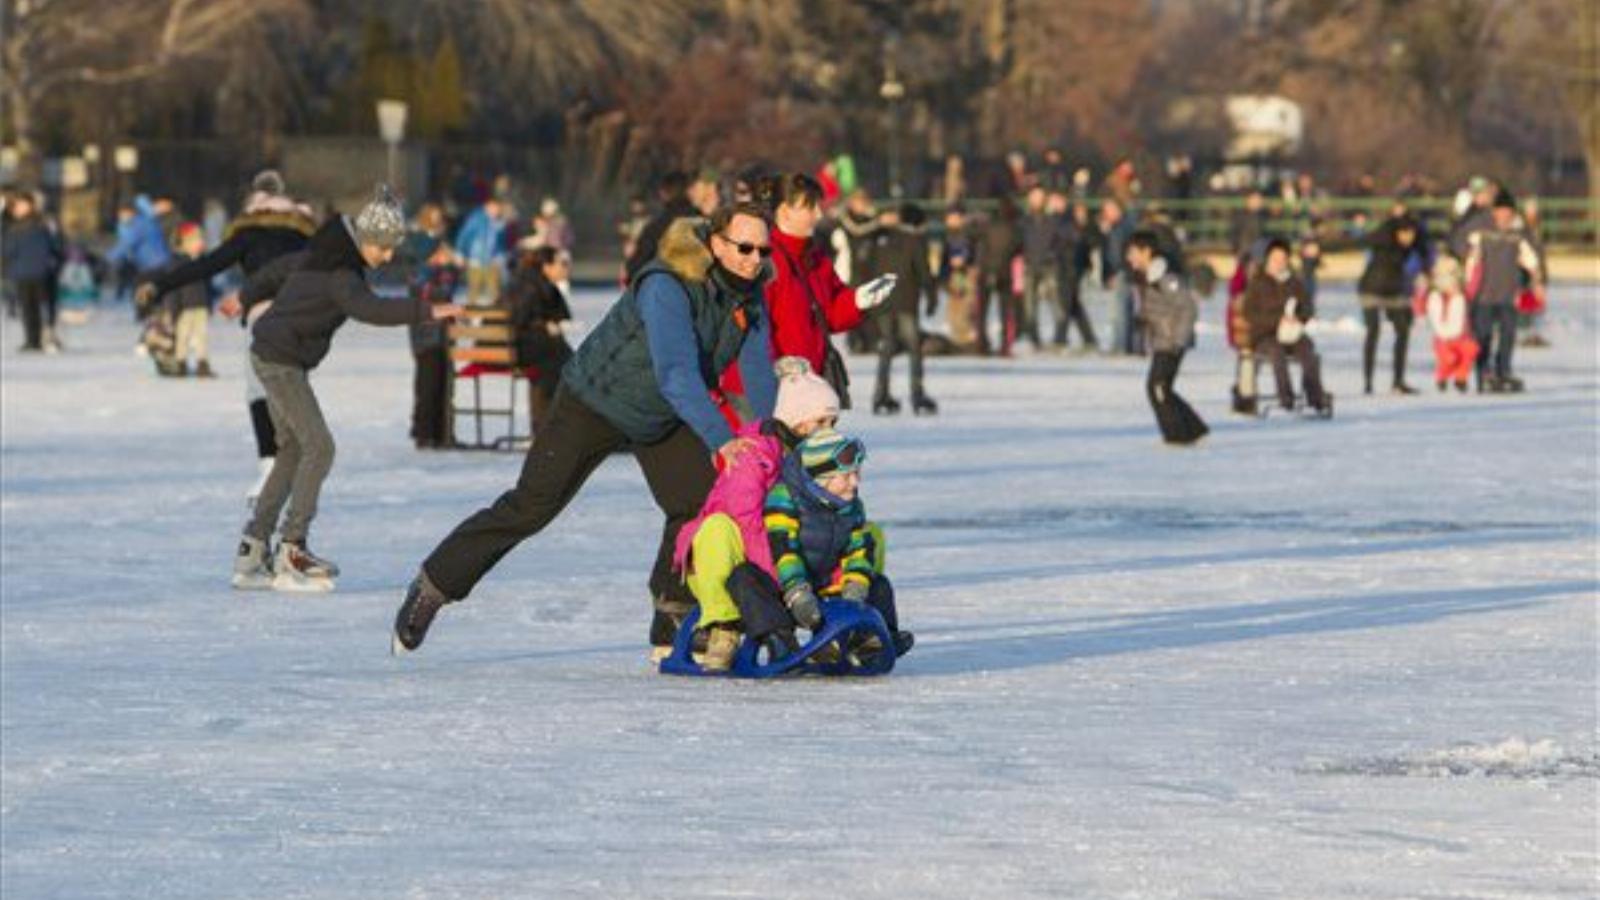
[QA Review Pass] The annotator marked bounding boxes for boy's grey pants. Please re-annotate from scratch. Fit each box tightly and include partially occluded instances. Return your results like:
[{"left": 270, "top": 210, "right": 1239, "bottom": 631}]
[{"left": 246, "top": 355, "right": 334, "bottom": 544}]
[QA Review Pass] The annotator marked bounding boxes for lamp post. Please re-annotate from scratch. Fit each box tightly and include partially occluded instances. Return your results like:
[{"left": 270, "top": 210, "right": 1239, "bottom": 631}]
[
  {"left": 879, "top": 33, "right": 906, "bottom": 199},
  {"left": 376, "top": 99, "right": 408, "bottom": 192},
  {"left": 113, "top": 144, "right": 139, "bottom": 214},
  {"left": 880, "top": 70, "right": 906, "bottom": 199}
]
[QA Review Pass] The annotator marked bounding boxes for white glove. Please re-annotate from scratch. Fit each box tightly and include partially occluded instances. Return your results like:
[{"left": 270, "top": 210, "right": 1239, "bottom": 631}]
[{"left": 855, "top": 274, "right": 898, "bottom": 312}]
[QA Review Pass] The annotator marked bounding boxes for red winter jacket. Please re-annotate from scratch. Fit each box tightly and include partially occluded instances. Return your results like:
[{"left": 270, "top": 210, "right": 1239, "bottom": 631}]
[{"left": 721, "top": 227, "right": 863, "bottom": 397}]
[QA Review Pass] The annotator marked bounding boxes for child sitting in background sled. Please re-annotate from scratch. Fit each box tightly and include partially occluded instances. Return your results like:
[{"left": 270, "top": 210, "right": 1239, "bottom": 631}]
[{"left": 1423, "top": 256, "right": 1478, "bottom": 393}]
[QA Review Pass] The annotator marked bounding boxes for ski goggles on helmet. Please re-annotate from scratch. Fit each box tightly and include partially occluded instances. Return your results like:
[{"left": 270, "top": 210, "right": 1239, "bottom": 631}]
[{"left": 804, "top": 437, "right": 867, "bottom": 478}]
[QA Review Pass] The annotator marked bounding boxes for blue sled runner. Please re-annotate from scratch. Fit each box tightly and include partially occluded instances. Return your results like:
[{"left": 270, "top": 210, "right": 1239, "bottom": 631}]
[{"left": 659, "top": 599, "right": 896, "bottom": 679}]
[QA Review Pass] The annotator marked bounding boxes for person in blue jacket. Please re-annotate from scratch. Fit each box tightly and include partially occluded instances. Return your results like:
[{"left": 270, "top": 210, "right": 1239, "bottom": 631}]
[
  {"left": 453, "top": 196, "right": 508, "bottom": 305},
  {"left": 106, "top": 194, "right": 173, "bottom": 286},
  {"left": 394, "top": 203, "right": 781, "bottom": 656}
]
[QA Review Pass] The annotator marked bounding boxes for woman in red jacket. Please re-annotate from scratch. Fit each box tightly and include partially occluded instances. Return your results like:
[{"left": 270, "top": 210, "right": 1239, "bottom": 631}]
[{"left": 720, "top": 173, "right": 895, "bottom": 413}]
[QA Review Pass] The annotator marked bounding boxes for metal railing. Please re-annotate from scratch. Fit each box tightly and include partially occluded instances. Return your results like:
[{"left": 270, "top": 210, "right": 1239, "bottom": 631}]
[{"left": 898, "top": 195, "right": 1599, "bottom": 250}]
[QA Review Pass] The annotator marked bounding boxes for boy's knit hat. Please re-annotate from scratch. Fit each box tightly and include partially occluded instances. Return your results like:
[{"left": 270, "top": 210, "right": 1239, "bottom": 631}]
[
  {"left": 797, "top": 427, "right": 866, "bottom": 482},
  {"left": 354, "top": 184, "right": 407, "bottom": 249},
  {"left": 772, "top": 356, "right": 840, "bottom": 429}
]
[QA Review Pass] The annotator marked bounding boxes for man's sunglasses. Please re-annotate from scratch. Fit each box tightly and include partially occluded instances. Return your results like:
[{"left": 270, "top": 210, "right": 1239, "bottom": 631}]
[
  {"left": 716, "top": 232, "right": 772, "bottom": 258},
  {"left": 806, "top": 438, "right": 867, "bottom": 477}
]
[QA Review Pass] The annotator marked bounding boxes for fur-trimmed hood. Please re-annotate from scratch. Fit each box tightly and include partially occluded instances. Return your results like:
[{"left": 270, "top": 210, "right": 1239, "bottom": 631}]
[
  {"left": 229, "top": 193, "right": 317, "bottom": 240},
  {"left": 657, "top": 217, "right": 712, "bottom": 283}
]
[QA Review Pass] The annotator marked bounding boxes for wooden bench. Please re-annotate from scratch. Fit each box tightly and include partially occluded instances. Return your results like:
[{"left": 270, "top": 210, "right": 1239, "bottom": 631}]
[{"left": 448, "top": 307, "right": 538, "bottom": 451}]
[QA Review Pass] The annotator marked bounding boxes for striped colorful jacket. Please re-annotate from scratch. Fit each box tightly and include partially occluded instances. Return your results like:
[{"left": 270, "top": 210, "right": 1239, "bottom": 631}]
[{"left": 763, "top": 455, "right": 874, "bottom": 596}]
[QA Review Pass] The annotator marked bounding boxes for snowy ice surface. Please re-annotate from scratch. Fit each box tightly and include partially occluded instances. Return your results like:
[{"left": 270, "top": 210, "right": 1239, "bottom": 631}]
[{"left": 2, "top": 281, "right": 1597, "bottom": 899}]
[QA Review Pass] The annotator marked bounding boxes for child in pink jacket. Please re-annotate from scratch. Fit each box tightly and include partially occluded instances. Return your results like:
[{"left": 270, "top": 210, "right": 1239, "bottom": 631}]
[{"left": 671, "top": 358, "right": 841, "bottom": 668}]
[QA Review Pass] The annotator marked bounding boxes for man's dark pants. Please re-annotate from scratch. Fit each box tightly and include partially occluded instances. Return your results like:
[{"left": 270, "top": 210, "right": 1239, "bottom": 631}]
[
  {"left": 1472, "top": 301, "right": 1518, "bottom": 381},
  {"left": 422, "top": 385, "right": 716, "bottom": 617}
]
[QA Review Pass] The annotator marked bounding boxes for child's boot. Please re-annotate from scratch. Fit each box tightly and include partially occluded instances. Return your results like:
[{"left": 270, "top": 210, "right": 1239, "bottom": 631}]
[
  {"left": 701, "top": 624, "right": 741, "bottom": 672},
  {"left": 195, "top": 359, "right": 216, "bottom": 378}
]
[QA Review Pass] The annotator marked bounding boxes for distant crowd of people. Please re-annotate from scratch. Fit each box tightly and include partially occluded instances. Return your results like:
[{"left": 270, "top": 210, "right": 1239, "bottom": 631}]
[{"left": 1, "top": 150, "right": 1556, "bottom": 441}]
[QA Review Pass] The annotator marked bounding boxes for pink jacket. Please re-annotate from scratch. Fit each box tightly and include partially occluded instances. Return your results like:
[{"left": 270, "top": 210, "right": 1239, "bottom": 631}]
[{"left": 674, "top": 422, "right": 784, "bottom": 579}]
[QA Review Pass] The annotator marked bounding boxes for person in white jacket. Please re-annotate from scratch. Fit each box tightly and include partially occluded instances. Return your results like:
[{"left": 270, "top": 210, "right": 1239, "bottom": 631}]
[{"left": 1424, "top": 257, "right": 1479, "bottom": 393}]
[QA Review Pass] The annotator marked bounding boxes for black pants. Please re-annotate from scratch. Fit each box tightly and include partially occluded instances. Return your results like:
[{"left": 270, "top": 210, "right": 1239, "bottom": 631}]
[
  {"left": 729, "top": 564, "right": 902, "bottom": 640},
  {"left": 520, "top": 334, "right": 572, "bottom": 430},
  {"left": 976, "top": 269, "right": 1017, "bottom": 354},
  {"left": 874, "top": 312, "right": 925, "bottom": 402},
  {"left": 422, "top": 386, "right": 716, "bottom": 610},
  {"left": 1147, "top": 350, "right": 1208, "bottom": 444},
  {"left": 1362, "top": 304, "right": 1413, "bottom": 390},
  {"left": 1257, "top": 336, "right": 1327, "bottom": 408},
  {"left": 1059, "top": 272, "right": 1098, "bottom": 348},
  {"left": 13, "top": 279, "right": 48, "bottom": 349},
  {"left": 1472, "top": 302, "right": 1518, "bottom": 381},
  {"left": 411, "top": 347, "right": 452, "bottom": 447},
  {"left": 250, "top": 399, "right": 279, "bottom": 458}
]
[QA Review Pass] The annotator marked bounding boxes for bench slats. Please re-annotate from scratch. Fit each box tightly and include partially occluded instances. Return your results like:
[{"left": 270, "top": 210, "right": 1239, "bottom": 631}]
[
  {"left": 450, "top": 347, "right": 517, "bottom": 364},
  {"left": 448, "top": 324, "right": 513, "bottom": 342}
]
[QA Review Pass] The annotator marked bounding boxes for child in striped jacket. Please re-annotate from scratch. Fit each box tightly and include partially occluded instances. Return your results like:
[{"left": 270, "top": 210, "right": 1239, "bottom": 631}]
[{"left": 756, "top": 428, "right": 910, "bottom": 665}]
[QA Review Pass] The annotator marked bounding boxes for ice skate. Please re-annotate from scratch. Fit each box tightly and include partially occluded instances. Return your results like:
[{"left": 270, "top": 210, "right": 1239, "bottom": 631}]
[
  {"left": 271, "top": 541, "right": 336, "bottom": 592},
  {"left": 1391, "top": 382, "right": 1418, "bottom": 395},
  {"left": 1230, "top": 388, "right": 1258, "bottom": 417},
  {"left": 1309, "top": 393, "right": 1335, "bottom": 419},
  {"left": 392, "top": 571, "right": 457, "bottom": 654},
  {"left": 194, "top": 360, "right": 216, "bottom": 379},
  {"left": 649, "top": 605, "right": 700, "bottom": 663},
  {"left": 231, "top": 536, "right": 274, "bottom": 590},
  {"left": 872, "top": 395, "right": 902, "bottom": 416},
  {"left": 911, "top": 394, "right": 939, "bottom": 416}
]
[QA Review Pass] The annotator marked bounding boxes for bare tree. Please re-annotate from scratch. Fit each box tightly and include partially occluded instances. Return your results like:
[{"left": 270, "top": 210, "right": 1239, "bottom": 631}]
[{"left": 2, "top": 0, "right": 310, "bottom": 165}]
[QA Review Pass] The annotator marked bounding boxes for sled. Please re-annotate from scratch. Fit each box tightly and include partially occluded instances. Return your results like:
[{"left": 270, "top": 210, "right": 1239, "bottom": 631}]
[{"left": 658, "top": 599, "right": 896, "bottom": 679}]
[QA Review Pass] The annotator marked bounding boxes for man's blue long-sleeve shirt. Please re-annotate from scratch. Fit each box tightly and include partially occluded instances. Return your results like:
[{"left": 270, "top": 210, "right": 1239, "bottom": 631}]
[{"left": 637, "top": 275, "right": 777, "bottom": 451}]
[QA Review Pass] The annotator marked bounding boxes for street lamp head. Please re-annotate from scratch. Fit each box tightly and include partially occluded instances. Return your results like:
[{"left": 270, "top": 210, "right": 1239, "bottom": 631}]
[
  {"left": 376, "top": 99, "right": 409, "bottom": 144},
  {"left": 879, "top": 79, "right": 905, "bottom": 101},
  {"left": 113, "top": 145, "right": 139, "bottom": 173}
]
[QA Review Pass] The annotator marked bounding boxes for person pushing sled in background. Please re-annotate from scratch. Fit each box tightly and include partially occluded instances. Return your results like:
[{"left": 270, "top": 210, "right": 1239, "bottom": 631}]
[{"left": 665, "top": 359, "right": 913, "bottom": 677}]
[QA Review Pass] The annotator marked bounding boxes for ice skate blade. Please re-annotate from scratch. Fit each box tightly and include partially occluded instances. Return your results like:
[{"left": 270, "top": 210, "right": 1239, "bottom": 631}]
[
  {"left": 271, "top": 574, "right": 334, "bottom": 594},
  {"left": 231, "top": 573, "right": 275, "bottom": 591},
  {"left": 390, "top": 632, "right": 411, "bottom": 656}
]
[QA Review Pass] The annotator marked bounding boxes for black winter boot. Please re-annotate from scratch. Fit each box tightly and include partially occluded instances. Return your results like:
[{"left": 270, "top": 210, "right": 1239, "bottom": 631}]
[{"left": 392, "top": 571, "right": 457, "bottom": 654}]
